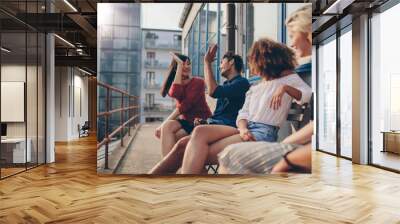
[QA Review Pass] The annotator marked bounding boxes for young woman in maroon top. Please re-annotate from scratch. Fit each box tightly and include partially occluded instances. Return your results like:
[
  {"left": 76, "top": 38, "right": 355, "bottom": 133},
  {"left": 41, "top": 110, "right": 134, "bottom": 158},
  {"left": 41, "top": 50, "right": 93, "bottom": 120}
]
[{"left": 155, "top": 53, "right": 211, "bottom": 157}]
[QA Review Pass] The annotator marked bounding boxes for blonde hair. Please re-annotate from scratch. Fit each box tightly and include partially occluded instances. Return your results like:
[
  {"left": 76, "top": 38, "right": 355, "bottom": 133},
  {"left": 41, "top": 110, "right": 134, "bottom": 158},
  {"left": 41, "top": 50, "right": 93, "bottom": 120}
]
[{"left": 285, "top": 5, "right": 312, "bottom": 34}]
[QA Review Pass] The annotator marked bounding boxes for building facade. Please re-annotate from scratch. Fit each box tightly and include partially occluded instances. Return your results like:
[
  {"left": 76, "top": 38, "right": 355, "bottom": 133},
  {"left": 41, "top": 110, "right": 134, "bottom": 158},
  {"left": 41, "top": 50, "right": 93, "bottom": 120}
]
[
  {"left": 179, "top": 3, "right": 309, "bottom": 81},
  {"left": 140, "top": 29, "right": 181, "bottom": 123},
  {"left": 97, "top": 3, "right": 142, "bottom": 140}
]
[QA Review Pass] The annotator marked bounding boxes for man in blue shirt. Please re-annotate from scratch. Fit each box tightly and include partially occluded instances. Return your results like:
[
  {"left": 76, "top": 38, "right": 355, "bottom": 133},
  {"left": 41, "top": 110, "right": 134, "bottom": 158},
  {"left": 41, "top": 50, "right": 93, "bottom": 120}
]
[
  {"left": 197, "top": 45, "right": 250, "bottom": 127},
  {"left": 149, "top": 45, "right": 249, "bottom": 174}
]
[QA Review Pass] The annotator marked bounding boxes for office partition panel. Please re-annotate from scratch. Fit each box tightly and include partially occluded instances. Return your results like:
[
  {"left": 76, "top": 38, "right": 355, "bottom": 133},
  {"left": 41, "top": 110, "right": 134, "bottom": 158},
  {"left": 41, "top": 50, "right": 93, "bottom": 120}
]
[{"left": 0, "top": 1, "right": 47, "bottom": 179}]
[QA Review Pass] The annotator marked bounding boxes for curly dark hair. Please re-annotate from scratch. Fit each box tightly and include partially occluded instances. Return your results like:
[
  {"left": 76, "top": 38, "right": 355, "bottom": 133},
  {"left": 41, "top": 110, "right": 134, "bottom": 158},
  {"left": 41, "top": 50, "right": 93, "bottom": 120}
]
[
  {"left": 223, "top": 51, "right": 243, "bottom": 73},
  {"left": 247, "top": 38, "right": 297, "bottom": 79}
]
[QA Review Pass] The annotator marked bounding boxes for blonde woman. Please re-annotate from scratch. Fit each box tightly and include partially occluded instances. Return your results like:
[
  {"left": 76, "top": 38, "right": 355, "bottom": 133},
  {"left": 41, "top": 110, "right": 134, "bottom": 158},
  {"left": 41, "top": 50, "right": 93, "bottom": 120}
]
[{"left": 286, "top": 5, "right": 312, "bottom": 85}]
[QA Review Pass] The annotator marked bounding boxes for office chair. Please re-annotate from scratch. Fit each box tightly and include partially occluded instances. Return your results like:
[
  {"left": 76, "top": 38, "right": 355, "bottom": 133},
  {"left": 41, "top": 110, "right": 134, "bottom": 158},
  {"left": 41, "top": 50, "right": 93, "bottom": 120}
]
[
  {"left": 286, "top": 102, "right": 307, "bottom": 133},
  {"left": 78, "top": 121, "right": 90, "bottom": 138}
]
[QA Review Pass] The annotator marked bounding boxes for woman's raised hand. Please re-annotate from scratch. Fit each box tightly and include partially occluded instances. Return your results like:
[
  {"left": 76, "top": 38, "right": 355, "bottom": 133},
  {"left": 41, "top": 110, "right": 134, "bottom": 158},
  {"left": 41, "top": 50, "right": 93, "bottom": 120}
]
[{"left": 170, "top": 52, "right": 183, "bottom": 64}]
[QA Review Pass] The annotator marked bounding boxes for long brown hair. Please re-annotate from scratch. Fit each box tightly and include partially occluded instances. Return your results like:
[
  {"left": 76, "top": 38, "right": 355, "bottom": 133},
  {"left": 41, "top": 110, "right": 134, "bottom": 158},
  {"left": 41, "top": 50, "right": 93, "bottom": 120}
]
[{"left": 160, "top": 53, "right": 190, "bottom": 97}]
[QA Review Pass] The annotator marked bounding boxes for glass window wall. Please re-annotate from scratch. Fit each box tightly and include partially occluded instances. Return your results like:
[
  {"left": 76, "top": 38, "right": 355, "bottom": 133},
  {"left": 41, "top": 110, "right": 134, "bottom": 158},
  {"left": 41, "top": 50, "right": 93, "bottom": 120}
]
[
  {"left": 317, "top": 35, "right": 337, "bottom": 155},
  {"left": 339, "top": 27, "right": 352, "bottom": 158},
  {"left": 0, "top": 1, "right": 46, "bottom": 179},
  {"left": 370, "top": 3, "right": 400, "bottom": 171}
]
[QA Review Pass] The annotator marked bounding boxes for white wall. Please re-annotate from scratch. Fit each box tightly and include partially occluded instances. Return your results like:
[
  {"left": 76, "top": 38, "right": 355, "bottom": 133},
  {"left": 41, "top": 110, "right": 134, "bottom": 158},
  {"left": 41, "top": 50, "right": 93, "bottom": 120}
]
[
  {"left": 54, "top": 67, "right": 89, "bottom": 141},
  {"left": 1, "top": 65, "right": 36, "bottom": 137},
  {"left": 1, "top": 63, "right": 46, "bottom": 163}
]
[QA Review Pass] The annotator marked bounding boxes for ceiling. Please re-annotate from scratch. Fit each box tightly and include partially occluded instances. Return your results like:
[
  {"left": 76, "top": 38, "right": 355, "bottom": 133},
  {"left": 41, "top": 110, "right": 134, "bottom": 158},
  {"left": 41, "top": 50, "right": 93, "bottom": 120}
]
[
  {"left": 0, "top": 0, "right": 98, "bottom": 73},
  {"left": 312, "top": 0, "right": 389, "bottom": 43}
]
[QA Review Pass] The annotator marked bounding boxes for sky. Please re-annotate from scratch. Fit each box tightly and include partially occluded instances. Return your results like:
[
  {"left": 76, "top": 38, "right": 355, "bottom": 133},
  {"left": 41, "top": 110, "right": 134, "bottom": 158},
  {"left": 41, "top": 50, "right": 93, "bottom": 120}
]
[{"left": 141, "top": 3, "right": 185, "bottom": 30}]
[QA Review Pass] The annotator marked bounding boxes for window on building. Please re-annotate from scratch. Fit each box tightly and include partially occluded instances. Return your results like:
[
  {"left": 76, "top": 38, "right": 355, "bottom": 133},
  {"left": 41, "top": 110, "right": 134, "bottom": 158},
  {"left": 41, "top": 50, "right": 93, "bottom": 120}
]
[
  {"left": 173, "top": 34, "right": 181, "bottom": 41},
  {"left": 192, "top": 14, "right": 200, "bottom": 76},
  {"left": 145, "top": 93, "right": 155, "bottom": 108},
  {"left": 146, "top": 71, "right": 156, "bottom": 87},
  {"left": 146, "top": 52, "right": 155, "bottom": 60},
  {"left": 244, "top": 3, "right": 279, "bottom": 77},
  {"left": 250, "top": 3, "right": 279, "bottom": 42}
]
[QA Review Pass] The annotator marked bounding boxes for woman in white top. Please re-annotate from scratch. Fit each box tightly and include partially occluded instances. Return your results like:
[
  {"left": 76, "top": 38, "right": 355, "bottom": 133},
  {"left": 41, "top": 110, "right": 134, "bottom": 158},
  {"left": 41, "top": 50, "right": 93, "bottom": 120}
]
[{"left": 179, "top": 38, "right": 312, "bottom": 174}]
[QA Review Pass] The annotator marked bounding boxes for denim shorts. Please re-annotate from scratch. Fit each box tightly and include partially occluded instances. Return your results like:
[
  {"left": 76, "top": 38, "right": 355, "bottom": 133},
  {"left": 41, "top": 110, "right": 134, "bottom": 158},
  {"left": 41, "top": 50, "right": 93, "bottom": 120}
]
[{"left": 247, "top": 121, "right": 279, "bottom": 142}]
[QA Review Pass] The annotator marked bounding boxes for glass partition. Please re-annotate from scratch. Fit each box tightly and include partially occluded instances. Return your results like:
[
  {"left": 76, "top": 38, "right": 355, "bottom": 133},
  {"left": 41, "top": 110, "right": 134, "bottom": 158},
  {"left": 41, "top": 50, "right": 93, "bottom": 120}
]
[
  {"left": 0, "top": 1, "right": 46, "bottom": 179},
  {"left": 1, "top": 30, "right": 28, "bottom": 177},
  {"left": 339, "top": 27, "right": 352, "bottom": 158},
  {"left": 317, "top": 35, "right": 337, "bottom": 155},
  {"left": 370, "top": 3, "right": 400, "bottom": 171}
]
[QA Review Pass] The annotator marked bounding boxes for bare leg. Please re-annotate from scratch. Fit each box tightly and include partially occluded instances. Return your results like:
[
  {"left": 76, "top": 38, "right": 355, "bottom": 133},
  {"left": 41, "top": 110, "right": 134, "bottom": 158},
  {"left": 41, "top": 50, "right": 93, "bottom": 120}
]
[
  {"left": 149, "top": 136, "right": 191, "bottom": 174},
  {"left": 160, "top": 120, "right": 187, "bottom": 157},
  {"left": 206, "top": 134, "right": 243, "bottom": 165},
  {"left": 181, "top": 125, "right": 239, "bottom": 174},
  {"left": 175, "top": 129, "right": 188, "bottom": 142}
]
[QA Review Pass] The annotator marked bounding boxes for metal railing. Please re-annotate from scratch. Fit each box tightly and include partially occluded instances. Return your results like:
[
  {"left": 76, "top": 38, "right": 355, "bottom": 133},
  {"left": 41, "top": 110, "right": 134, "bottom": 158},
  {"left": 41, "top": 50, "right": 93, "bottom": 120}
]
[
  {"left": 97, "top": 81, "right": 140, "bottom": 169},
  {"left": 143, "top": 105, "right": 173, "bottom": 112},
  {"left": 143, "top": 82, "right": 161, "bottom": 89}
]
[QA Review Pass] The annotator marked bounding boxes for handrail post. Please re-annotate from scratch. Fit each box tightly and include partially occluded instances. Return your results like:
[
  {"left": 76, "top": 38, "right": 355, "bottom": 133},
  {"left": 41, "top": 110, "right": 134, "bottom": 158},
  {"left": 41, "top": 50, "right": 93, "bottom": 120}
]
[
  {"left": 128, "top": 96, "right": 131, "bottom": 136},
  {"left": 134, "top": 97, "right": 138, "bottom": 126},
  {"left": 105, "top": 88, "right": 110, "bottom": 170},
  {"left": 120, "top": 93, "right": 124, "bottom": 147}
]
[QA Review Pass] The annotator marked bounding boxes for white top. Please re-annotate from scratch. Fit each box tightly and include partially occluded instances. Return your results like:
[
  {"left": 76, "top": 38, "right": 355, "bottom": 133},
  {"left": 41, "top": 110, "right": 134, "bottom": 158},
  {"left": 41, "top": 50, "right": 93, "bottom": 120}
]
[{"left": 236, "top": 73, "right": 312, "bottom": 128}]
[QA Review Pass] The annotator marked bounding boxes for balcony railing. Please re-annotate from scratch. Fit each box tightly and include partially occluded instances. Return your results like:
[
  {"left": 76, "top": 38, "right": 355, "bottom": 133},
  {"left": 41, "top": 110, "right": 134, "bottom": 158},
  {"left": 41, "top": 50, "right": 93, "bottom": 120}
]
[
  {"left": 143, "top": 82, "right": 161, "bottom": 89},
  {"left": 144, "top": 105, "right": 173, "bottom": 112},
  {"left": 144, "top": 40, "right": 181, "bottom": 50},
  {"left": 97, "top": 81, "right": 140, "bottom": 170},
  {"left": 144, "top": 60, "right": 169, "bottom": 69}
]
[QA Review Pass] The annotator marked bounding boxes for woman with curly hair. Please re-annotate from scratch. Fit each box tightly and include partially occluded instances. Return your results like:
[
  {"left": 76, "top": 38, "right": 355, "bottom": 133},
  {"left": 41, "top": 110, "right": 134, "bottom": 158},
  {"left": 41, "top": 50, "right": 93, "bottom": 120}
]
[{"left": 178, "top": 38, "right": 312, "bottom": 174}]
